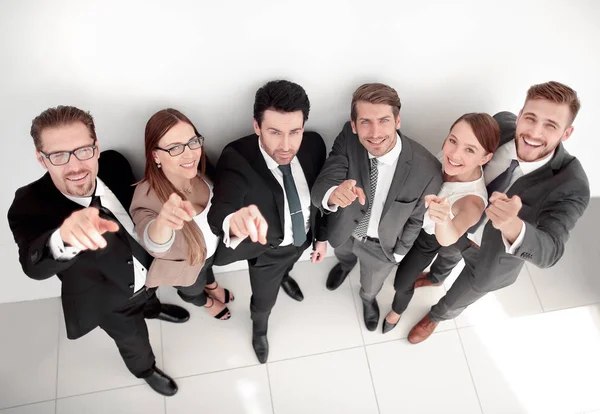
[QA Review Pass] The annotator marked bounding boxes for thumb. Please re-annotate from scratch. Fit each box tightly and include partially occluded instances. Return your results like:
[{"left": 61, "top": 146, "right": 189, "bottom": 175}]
[
  {"left": 489, "top": 191, "right": 508, "bottom": 203},
  {"left": 345, "top": 179, "right": 357, "bottom": 189},
  {"left": 424, "top": 194, "right": 437, "bottom": 207},
  {"left": 510, "top": 195, "right": 522, "bottom": 206}
]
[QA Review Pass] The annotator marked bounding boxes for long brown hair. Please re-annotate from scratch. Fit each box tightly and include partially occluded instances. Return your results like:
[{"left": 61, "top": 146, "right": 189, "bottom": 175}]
[{"left": 140, "top": 109, "right": 207, "bottom": 266}]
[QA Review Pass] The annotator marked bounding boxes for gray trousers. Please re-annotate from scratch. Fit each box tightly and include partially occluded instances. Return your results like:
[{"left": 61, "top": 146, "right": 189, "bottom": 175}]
[
  {"left": 335, "top": 237, "right": 397, "bottom": 303},
  {"left": 429, "top": 236, "right": 522, "bottom": 321}
]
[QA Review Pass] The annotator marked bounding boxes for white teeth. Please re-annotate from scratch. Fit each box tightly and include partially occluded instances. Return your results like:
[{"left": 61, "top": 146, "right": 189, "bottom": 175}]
[
  {"left": 523, "top": 138, "right": 542, "bottom": 147},
  {"left": 181, "top": 161, "right": 195, "bottom": 167},
  {"left": 448, "top": 159, "right": 462, "bottom": 167},
  {"left": 67, "top": 174, "right": 86, "bottom": 181}
]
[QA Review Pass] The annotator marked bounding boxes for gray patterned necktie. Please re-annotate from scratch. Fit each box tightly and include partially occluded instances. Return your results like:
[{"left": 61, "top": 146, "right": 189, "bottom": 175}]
[
  {"left": 353, "top": 158, "right": 378, "bottom": 238},
  {"left": 278, "top": 164, "right": 306, "bottom": 246}
]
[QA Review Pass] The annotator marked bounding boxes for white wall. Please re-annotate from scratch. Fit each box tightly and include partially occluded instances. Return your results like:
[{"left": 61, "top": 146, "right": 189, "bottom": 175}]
[{"left": 1, "top": 0, "right": 598, "bottom": 303}]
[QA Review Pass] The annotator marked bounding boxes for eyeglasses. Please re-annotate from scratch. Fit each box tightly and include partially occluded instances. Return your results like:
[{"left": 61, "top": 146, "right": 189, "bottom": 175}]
[
  {"left": 155, "top": 136, "right": 204, "bottom": 157},
  {"left": 39, "top": 144, "right": 97, "bottom": 166}
]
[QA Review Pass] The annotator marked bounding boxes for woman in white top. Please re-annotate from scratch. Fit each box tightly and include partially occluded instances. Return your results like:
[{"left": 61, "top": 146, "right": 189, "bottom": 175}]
[
  {"left": 131, "top": 109, "right": 234, "bottom": 320},
  {"left": 382, "top": 113, "right": 500, "bottom": 333}
]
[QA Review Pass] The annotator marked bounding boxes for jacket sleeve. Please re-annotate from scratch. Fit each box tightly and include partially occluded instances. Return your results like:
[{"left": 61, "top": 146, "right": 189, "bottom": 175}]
[
  {"left": 311, "top": 122, "right": 353, "bottom": 214},
  {"left": 7, "top": 188, "right": 78, "bottom": 280},
  {"left": 207, "top": 145, "right": 250, "bottom": 237},
  {"left": 393, "top": 172, "right": 443, "bottom": 256},
  {"left": 129, "top": 183, "right": 190, "bottom": 260},
  {"left": 514, "top": 175, "right": 590, "bottom": 268}
]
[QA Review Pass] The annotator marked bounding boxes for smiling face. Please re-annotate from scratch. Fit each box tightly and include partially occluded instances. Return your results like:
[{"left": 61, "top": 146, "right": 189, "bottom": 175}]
[
  {"left": 442, "top": 120, "right": 493, "bottom": 177},
  {"left": 351, "top": 101, "right": 400, "bottom": 157},
  {"left": 515, "top": 98, "right": 574, "bottom": 162},
  {"left": 152, "top": 121, "right": 202, "bottom": 183},
  {"left": 37, "top": 122, "right": 99, "bottom": 197},
  {"left": 254, "top": 109, "right": 304, "bottom": 165}
]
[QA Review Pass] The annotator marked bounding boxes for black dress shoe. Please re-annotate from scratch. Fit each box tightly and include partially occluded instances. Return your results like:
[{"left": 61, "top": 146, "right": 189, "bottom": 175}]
[
  {"left": 281, "top": 274, "right": 304, "bottom": 302},
  {"left": 149, "top": 304, "right": 190, "bottom": 323},
  {"left": 144, "top": 367, "right": 178, "bottom": 396},
  {"left": 252, "top": 334, "right": 269, "bottom": 364},
  {"left": 363, "top": 300, "right": 380, "bottom": 331},
  {"left": 326, "top": 263, "right": 351, "bottom": 291}
]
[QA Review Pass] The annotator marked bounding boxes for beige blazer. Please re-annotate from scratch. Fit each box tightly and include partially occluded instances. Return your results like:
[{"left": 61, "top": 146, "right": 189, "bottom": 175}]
[{"left": 130, "top": 181, "right": 207, "bottom": 287}]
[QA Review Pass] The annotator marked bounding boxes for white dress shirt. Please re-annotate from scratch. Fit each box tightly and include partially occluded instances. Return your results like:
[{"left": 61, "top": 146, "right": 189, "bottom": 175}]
[
  {"left": 48, "top": 178, "right": 147, "bottom": 292},
  {"left": 468, "top": 140, "right": 554, "bottom": 252},
  {"left": 222, "top": 138, "right": 312, "bottom": 249},
  {"left": 323, "top": 133, "right": 405, "bottom": 262}
]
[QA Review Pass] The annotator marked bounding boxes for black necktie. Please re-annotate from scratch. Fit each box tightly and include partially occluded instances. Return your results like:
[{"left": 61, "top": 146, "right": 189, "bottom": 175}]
[
  {"left": 278, "top": 164, "right": 306, "bottom": 246},
  {"left": 90, "top": 195, "right": 153, "bottom": 269},
  {"left": 468, "top": 159, "right": 520, "bottom": 234}
]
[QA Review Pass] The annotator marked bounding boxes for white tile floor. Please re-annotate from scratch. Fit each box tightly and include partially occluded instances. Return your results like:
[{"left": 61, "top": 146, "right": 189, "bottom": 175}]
[{"left": 1, "top": 200, "right": 598, "bottom": 414}]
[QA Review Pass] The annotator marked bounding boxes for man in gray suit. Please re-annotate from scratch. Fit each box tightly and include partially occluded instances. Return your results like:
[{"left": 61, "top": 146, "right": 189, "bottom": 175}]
[
  {"left": 311, "top": 83, "right": 442, "bottom": 331},
  {"left": 409, "top": 81, "right": 590, "bottom": 343}
]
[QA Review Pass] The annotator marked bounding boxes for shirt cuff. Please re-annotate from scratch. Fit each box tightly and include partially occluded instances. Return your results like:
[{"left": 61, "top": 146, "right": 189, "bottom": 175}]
[
  {"left": 502, "top": 221, "right": 526, "bottom": 254},
  {"left": 222, "top": 213, "right": 245, "bottom": 250},
  {"left": 322, "top": 186, "right": 339, "bottom": 212},
  {"left": 143, "top": 220, "right": 175, "bottom": 253},
  {"left": 48, "top": 228, "right": 81, "bottom": 261},
  {"left": 393, "top": 253, "right": 405, "bottom": 263}
]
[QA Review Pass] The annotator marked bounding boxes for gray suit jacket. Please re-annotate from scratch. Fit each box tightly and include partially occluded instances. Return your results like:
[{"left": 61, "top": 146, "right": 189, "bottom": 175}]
[
  {"left": 469, "top": 111, "right": 590, "bottom": 292},
  {"left": 311, "top": 121, "right": 442, "bottom": 262}
]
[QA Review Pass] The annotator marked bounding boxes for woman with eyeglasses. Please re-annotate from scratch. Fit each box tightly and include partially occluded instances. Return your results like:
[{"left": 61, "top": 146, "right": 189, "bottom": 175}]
[{"left": 130, "top": 109, "right": 234, "bottom": 320}]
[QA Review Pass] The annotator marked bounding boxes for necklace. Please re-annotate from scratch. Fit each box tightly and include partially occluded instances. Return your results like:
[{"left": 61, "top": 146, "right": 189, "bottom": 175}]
[{"left": 184, "top": 186, "right": 192, "bottom": 194}]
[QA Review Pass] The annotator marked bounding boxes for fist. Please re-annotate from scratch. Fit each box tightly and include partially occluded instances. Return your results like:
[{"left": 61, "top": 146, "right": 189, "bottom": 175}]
[
  {"left": 424, "top": 195, "right": 451, "bottom": 225},
  {"left": 59, "top": 207, "right": 120, "bottom": 251},
  {"left": 311, "top": 241, "right": 327, "bottom": 263},
  {"left": 230, "top": 205, "right": 268, "bottom": 244},
  {"left": 156, "top": 193, "right": 196, "bottom": 231},
  {"left": 485, "top": 192, "right": 522, "bottom": 231},
  {"left": 328, "top": 179, "right": 366, "bottom": 208}
]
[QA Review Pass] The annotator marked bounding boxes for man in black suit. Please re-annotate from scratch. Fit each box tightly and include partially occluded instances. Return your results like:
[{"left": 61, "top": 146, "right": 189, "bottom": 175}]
[
  {"left": 7, "top": 106, "right": 189, "bottom": 396},
  {"left": 208, "top": 80, "right": 328, "bottom": 363}
]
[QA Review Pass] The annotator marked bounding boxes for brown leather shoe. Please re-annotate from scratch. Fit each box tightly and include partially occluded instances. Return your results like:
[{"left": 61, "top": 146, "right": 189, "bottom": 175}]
[
  {"left": 408, "top": 314, "right": 439, "bottom": 344},
  {"left": 414, "top": 272, "right": 442, "bottom": 288}
]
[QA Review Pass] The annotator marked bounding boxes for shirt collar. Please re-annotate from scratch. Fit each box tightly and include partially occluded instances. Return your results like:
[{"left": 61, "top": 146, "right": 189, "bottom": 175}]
[
  {"left": 63, "top": 177, "right": 106, "bottom": 207},
  {"left": 258, "top": 136, "right": 297, "bottom": 170},
  {"left": 368, "top": 132, "right": 402, "bottom": 166},
  {"left": 505, "top": 140, "right": 554, "bottom": 175}
]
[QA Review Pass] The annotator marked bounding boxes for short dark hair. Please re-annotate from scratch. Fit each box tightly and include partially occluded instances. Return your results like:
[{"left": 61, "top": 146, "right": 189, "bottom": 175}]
[
  {"left": 351, "top": 83, "right": 401, "bottom": 122},
  {"left": 30, "top": 106, "right": 97, "bottom": 151},
  {"left": 253, "top": 80, "right": 310, "bottom": 127}
]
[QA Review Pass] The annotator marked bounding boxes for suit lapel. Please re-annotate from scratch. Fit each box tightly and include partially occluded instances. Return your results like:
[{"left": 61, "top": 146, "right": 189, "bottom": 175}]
[
  {"left": 381, "top": 133, "right": 413, "bottom": 219},
  {"left": 296, "top": 141, "right": 316, "bottom": 188},
  {"left": 507, "top": 143, "right": 565, "bottom": 197},
  {"left": 251, "top": 139, "right": 285, "bottom": 232}
]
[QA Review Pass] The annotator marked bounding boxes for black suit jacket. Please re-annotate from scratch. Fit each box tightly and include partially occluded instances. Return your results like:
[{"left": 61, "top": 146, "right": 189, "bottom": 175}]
[
  {"left": 467, "top": 112, "right": 590, "bottom": 292},
  {"left": 7, "top": 150, "right": 142, "bottom": 339},
  {"left": 208, "top": 132, "right": 328, "bottom": 265}
]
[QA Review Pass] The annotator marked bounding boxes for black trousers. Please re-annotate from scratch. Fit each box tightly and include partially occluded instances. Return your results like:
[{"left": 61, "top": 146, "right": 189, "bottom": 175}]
[
  {"left": 176, "top": 254, "right": 216, "bottom": 306},
  {"left": 98, "top": 287, "right": 161, "bottom": 378},
  {"left": 391, "top": 230, "right": 443, "bottom": 314},
  {"left": 248, "top": 241, "right": 308, "bottom": 335}
]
